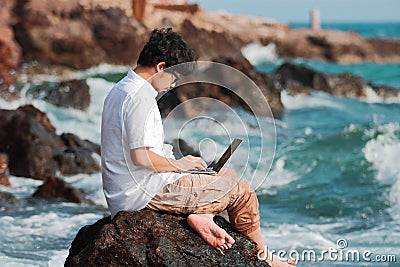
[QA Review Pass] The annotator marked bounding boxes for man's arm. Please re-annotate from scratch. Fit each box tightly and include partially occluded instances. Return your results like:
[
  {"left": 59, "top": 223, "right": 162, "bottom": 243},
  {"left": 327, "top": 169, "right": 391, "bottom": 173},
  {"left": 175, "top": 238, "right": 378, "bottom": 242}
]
[{"left": 130, "top": 147, "right": 207, "bottom": 172}]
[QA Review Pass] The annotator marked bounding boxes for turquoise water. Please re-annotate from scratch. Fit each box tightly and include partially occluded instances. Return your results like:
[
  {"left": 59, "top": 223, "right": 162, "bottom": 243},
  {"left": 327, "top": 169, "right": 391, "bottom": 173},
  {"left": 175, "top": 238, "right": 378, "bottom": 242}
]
[
  {"left": 289, "top": 22, "right": 400, "bottom": 39},
  {"left": 255, "top": 23, "right": 400, "bottom": 266},
  {"left": 0, "top": 23, "right": 400, "bottom": 266}
]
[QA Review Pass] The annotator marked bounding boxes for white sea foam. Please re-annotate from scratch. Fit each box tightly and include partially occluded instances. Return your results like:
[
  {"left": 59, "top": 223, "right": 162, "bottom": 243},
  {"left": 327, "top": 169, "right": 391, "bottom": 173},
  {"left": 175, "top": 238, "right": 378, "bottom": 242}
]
[
  {"left": 65, "top": 173, "right": 106, "bottom": 207},
  {"left": 241, "top": 43, "right": 279, "bottom": 65},
  {"left": 359, "top": 86, "right": 400, "bottom": 104},
  {"left": 75, "top": 63, "right": 129, "bottom": 79},
  {"left": 280, "top": 90, "right": 346, "bottom": 111},
  {"left": 362, "top": 86, "right": 384, "bottom": 103},
  {"left": 1, "top": 77, "right": 112, "bottom": 143},
  {"left": 48, "top": 250, "right": 69, "bottom": 267},
  {"left": 363, "top": 123, "right": 400, "bottom": 219},
  {"left": 261, "top": 222, "right": 337, "bottom": 251},
  {"left": 255, "top": 157, "right": 300, "bottom": 194},
  {"left": 46, "top": 77, "right": 112, "bottom": 143}
]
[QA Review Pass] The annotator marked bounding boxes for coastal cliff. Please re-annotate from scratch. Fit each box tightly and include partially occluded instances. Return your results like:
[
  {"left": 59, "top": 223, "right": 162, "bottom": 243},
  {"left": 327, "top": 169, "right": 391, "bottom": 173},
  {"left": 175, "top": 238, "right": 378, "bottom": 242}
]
[{"left": 1, "top": 0, "right": 400, "bottom": 93}]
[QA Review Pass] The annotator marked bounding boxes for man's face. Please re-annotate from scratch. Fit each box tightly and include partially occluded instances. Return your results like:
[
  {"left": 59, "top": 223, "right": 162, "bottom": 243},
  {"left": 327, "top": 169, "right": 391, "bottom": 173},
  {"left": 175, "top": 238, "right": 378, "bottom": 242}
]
[
  {"left": 151, "top": 62, "right": 180, "bottom": 93},
  {"left": 152, "top": 70, "right": 179, "bottom": 93}
]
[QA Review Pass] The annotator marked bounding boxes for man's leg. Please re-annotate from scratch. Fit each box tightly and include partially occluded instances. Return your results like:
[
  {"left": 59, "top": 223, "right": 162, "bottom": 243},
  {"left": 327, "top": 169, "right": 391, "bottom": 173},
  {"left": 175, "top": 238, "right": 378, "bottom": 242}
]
[
  {"left": 146, "top": 172, "right": 237, "bottom": 250},
  {"left": 146, "top": 170, "right": 296, "bottom": 266}
]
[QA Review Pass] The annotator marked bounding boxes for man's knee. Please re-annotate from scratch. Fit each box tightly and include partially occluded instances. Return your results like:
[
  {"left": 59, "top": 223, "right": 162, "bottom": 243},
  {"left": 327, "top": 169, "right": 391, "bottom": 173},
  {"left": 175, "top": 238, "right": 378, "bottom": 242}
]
[{"left": 237, "top": 179, "right": 255, "bottom": 194}]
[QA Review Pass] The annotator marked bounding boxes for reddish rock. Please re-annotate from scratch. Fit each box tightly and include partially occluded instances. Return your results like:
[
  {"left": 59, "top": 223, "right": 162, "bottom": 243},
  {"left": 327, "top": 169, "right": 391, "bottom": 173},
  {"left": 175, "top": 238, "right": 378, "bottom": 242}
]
[
  {"left": 0, "top": 0, "right": 21, "bottom": 97},
  {"left": 17, "top": 104, "right": 56, "bottom": 132},
  {"left": 0, "top": 153, "right": 11, "bottom": 186},
  {"left": 32, "top": 176, "right": 93, "bottom": 204},
  {"left": 13, "top": 0, "right": 147, "bottom": 69},
  {"left": 65, "top": 210, "right": 269, "bottom": 266}
]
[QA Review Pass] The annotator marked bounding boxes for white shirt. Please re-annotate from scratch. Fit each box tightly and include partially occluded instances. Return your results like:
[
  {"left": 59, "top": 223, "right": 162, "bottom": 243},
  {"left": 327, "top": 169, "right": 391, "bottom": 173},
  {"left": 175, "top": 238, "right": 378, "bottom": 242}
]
[{"left": 101, "top": 69, "right": 184, "bottom": 218}]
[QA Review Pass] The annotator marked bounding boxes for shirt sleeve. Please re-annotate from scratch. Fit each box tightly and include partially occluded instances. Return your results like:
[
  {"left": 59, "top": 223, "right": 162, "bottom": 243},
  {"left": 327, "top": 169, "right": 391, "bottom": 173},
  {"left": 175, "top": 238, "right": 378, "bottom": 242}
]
[{"left": 123, "top": 90, "right": 159, "bottom": 150}]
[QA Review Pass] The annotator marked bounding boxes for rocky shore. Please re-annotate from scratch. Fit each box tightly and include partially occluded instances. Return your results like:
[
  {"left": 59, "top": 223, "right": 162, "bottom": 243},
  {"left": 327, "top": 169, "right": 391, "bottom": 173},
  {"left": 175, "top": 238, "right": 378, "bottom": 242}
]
[
  {"left": 0, "top": 0, "right": 399, "bottom": 265},
  {"left": 1, "top": 0, "right": 400, "bottom": 92},
  {"left": 65, "top": 210, "right": 270, "bottom": 267}
]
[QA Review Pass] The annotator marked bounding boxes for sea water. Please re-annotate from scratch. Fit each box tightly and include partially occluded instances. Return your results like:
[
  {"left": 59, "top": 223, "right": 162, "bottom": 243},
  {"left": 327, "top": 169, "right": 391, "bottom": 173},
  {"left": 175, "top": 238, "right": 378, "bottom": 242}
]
[{"left": 0, "top": 23, "right": 399, "bottom": 266}]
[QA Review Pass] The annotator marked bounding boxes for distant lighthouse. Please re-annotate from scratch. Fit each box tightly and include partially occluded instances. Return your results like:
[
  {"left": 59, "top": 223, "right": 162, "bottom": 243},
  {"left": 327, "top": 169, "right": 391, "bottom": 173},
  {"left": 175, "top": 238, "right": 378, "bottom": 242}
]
[{"left": 310, "top": 8, "right": 321, "bottom": 30}]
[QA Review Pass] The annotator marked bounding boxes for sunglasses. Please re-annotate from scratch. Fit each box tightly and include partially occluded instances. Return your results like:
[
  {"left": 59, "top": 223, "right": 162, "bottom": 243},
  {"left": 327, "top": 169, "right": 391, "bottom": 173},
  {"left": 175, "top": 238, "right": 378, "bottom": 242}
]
[{"left": 169, "top": 71, "right": 180, "bottom": 90}]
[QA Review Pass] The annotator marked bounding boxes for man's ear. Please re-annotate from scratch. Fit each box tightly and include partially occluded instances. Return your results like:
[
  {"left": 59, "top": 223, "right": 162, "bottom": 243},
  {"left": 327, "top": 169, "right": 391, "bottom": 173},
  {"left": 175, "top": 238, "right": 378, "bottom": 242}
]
[{"left": 155, "top": 62, "right": 166, "bottom": 72}]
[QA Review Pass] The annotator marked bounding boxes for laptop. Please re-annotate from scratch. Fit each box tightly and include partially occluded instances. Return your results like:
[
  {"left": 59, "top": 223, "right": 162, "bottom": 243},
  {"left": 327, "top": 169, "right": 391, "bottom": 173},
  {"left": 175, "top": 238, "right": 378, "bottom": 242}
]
[{"left": 178, "top": 138, "right": 243, "bottom": 175}]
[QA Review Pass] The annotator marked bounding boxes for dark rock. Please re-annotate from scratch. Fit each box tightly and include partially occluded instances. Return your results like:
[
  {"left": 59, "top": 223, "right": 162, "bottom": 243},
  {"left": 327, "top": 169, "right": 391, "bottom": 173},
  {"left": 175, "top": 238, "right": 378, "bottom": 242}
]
[
  {"left": 0, "top": 191, "right": 20, "bottom": 209},
  {"left": 0, "top": 152, "right": 11, "bottom": 186},
  {"left": 17, "top": 104, "right": 56, "bottom": 132},
  {"left": 30, "top": 79, "right": 91, "bottom": 111},
  {"left": 274, "top": 62, "right": 399, "bottom": 100},
  {"left": 55, "top": 133, "right": 100, "bottom": 175},
  {"left": 367, "top": 38, "right": 400, "bottom": 63},
  {"left": 157, "top": 56, "right": 284, "bottom": 117},
  {"left": 87, "top": 8, "right": 146, "bottom": 66},
  {"left": 0, "top": 105, "right": 63, "bottom": 179},
  {"left": 179, "top": 19, "right": 245, "bottom": 62},
  {"left": 32, "top": 176, "right": 93, "bottom": 204},
  {"left": 169, "top": 138, "right": 200, "bottom": 159},
  {"left": 65, "top": 210, "right": 269, "bottom": 267},
  {"left": 0, "top": 105, "right": 100, "bottom": 179}
]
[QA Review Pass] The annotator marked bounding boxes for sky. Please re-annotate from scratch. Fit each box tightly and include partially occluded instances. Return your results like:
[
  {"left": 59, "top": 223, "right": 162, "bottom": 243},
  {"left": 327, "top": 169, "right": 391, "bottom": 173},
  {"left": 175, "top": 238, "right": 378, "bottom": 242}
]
[{"left": 193, "top": 0, "right": 400, "bottom": 23}]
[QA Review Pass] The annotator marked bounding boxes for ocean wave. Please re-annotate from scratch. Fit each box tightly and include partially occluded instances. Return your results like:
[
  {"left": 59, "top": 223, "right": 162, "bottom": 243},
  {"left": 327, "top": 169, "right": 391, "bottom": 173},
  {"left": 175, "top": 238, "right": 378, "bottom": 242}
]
[
  {"left": 241, "top": 43, "right": 280, "bottom": 65},
  {"left": 260, "top": 222, "right": 337, "bottom": 251},
  {"left": 280, "top": 90, "right": 347, "bottom": 111},
  {"left": 360, "top": 86, "right": 400, "bottom": 104},
  {"left": 363, "top": 123, "right": 400, "bottom": 219},
  {"left": 75, "top": 63, "right": 130, "bottom": 79},
  {"left": 255, "top": 157, "right": 300, "bottom": 195}
]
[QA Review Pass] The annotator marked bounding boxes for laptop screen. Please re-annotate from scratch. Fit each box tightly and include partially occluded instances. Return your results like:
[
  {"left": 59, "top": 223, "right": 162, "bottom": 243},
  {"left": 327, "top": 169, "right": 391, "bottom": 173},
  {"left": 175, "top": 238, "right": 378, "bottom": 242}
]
[{"left": 212, "top": 138, "right": 243, "bottom": 171}]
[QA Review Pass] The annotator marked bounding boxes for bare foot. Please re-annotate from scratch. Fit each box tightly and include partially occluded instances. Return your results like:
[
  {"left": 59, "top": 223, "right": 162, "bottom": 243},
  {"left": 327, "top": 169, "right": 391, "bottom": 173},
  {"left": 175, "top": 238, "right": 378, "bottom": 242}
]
[{"left": 187, "top": 214, "right": 235, "bottom": 250}]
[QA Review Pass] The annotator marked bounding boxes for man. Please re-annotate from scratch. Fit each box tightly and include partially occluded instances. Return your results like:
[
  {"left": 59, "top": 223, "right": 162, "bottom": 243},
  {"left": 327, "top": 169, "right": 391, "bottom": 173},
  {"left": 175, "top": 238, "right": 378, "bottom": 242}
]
[{"left": 101, "top": 28, "right": 296, "bottom": 267}]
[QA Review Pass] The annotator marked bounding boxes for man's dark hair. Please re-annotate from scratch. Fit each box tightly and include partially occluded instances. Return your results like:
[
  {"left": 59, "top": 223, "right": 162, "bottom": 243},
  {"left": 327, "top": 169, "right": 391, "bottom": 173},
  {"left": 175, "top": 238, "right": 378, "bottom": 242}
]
[{"left": 137, "top": 28, "right": 197, "bottom": 75}]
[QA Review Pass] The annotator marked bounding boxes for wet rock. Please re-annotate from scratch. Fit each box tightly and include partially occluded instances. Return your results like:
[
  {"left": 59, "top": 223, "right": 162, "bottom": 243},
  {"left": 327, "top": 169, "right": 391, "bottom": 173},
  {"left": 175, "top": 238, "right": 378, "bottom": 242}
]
[
  {"left": 158, "top": 56, "right": 284, "bottom": 117},
  {"left": 0, "top": 153, "right": 11, "bottom": 186},
  {"left": 65, "top": 210, "right": 269, "bottom": 267},
  {"left": 273, "top": 62, "right": 399, "bottom": 100},
  {"left": 30, "top": 79, "right": 91, "bottom": 111},
  {"left": 0, "top": 105, "right": 100, "bottom": 180},
  {"left": 0, "top": 191, "right": 20, "bottom": 209},
  {"left": 0, "top": 105, "right": 63, "bottom": 179},
  {"left": 56, "top": 133, "right": 100, "bottom": 176},
  {"left": 32, "top": 176, "right": 94, "bottom": 204},
  {"left": 169, "top": 138, "right": 200, "bottom": 159}
]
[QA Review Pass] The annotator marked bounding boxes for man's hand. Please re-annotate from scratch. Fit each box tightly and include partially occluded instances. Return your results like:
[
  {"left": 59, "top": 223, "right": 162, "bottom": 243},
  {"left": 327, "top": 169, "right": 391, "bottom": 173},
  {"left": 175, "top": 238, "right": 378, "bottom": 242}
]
[
  {"left": 130, "top": 147, "right": 207, "bottom": 172},
  {"left": 174, "top": 155, "right": 207, "bottom": 172}
]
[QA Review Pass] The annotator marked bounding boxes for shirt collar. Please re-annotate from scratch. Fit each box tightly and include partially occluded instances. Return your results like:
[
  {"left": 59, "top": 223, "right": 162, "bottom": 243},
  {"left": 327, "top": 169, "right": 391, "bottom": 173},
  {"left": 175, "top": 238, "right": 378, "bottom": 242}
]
[{"left": 127, "top": 68, "right": 158, "bottom": 98}]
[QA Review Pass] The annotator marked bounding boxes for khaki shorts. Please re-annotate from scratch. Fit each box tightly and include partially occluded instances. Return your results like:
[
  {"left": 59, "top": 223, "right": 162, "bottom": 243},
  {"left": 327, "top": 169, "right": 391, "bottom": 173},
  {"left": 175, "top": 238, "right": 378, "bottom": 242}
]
[{"left": 146, "top": 169, "right": 260, "bottom": 234}]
